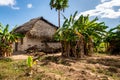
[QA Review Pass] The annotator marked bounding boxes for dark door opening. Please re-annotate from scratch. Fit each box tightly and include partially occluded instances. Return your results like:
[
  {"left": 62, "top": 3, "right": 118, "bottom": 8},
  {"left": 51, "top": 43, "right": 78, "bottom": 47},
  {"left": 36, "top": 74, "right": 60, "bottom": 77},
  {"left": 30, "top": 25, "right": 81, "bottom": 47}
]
[{"left": 15, "top": 42, "right": 18, "bottom": 51}]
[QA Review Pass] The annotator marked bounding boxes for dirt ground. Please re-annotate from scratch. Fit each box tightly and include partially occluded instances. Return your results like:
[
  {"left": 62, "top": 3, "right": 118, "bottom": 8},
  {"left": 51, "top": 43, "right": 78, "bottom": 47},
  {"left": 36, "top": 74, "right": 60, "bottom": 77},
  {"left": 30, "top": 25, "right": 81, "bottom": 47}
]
[
  {"left": 10, "top": 52, "right": 120, "bottom": 80},
  {"left": 9, "top": 52, "right": 27, "bottom": 60}
]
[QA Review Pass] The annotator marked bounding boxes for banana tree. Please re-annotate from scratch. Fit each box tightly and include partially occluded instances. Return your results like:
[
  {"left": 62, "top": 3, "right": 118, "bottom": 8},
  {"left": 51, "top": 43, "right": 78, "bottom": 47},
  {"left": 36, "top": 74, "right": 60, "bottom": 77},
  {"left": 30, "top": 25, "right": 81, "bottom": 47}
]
[
  {"left": 0, "top": 23, "right": 24, "bottom": 57},
  {"left": 55, "top": 12, "right": 85, "bottom": 58},
  {"left": 105, "top": 25, "right": 120, "bottom": 54},
  {"left": 55, "top": 12, "right": 107, "bottom": 58},
  {"left": 74, "top": 15, "right": 107, "bottom": 55}
]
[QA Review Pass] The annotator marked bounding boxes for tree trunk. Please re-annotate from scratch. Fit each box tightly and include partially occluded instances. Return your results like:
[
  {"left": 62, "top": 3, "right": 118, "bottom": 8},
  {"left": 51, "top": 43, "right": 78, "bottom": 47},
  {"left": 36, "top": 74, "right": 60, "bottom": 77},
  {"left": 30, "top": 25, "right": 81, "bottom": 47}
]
[
  {"left": 105, "top": 42, "right": 109, "bottom": 52},
  {"left": 58, "top": 10, "right": 60, "bottom": 28},
  {"left": 61, "top": 41, "right": 64, "bottom": 56},
  {"left": 71, "top": 41, "right": 77, "bottom": 58},
  {"left": 0, "top": 44, "right": 13, "bottom": 57},
  {"left": 61, "top": 41, "right": 66, "bottom": 57},
  {"left": 66, "top": 42, "right": 70, "bottom": 57},
  {"left": 61, "top": 39, "right": 85, "bottom": 58},
  {"left": 84, "top": 42, "right": 88, "bottom": 55}
]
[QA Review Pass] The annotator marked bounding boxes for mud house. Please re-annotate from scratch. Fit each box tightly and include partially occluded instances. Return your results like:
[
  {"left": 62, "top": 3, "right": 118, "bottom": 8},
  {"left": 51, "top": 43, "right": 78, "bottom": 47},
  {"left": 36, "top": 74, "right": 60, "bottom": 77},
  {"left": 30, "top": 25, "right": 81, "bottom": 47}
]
[{"left": 13, "top": 17, "right": 61, "bottom": 53}]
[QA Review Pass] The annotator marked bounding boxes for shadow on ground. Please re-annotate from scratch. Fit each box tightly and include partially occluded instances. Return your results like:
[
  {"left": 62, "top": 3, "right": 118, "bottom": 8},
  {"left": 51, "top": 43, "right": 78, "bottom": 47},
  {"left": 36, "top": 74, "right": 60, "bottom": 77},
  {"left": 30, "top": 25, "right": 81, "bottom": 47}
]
[
  {"left": 39, "top": 55, "right": 76, "bottom": 66},
  {"left": 87, "top": 58, "right": 120, "bottom": 68},
  {"left": 86, "top": 57, "right": 120, "bottom": 79}
]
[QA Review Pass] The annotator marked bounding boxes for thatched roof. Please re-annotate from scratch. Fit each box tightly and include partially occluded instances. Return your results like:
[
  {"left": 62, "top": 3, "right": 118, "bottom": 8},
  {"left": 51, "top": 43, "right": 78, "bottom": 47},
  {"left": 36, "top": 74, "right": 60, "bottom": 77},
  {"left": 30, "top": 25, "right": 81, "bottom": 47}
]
[
  {"left": 15, "top": 17, "right": 58, "bottom": 34},
  {"left": 14, "top": 17, "right": 58, "bottom": 41}
]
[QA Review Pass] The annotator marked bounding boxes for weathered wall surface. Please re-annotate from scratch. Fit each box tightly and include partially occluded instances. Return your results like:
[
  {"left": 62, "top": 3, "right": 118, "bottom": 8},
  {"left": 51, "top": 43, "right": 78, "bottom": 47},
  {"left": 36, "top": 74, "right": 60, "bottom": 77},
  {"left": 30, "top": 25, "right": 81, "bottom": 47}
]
[{"left": 13, "top": 35, "right": 61, "bottom": 52}]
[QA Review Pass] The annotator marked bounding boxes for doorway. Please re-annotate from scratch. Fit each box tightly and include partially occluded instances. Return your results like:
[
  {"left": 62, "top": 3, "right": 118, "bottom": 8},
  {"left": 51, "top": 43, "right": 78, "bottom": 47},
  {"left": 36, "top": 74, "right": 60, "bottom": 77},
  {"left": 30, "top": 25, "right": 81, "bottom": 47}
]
[{"left": 15, "top": 42, "right": 18, "bottom": 51}]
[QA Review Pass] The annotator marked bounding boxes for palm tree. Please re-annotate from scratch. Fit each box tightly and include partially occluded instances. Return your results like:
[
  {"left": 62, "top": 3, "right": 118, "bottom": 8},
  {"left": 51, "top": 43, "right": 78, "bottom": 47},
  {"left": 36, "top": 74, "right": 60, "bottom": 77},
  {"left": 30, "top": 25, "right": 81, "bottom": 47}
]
[
  {"left": 49, "top": 0, "right": 69, "bottom": 27},
  {"left": 0, "top": 23, "right": 24, "bottom": 57}
]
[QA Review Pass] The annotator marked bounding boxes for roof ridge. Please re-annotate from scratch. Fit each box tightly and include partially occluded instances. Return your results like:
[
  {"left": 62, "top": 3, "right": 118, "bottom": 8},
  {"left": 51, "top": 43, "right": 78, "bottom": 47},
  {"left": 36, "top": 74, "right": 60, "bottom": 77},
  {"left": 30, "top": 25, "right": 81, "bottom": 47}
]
[{"left": 29, "top": 16, "right": 58, "bottom": 28}]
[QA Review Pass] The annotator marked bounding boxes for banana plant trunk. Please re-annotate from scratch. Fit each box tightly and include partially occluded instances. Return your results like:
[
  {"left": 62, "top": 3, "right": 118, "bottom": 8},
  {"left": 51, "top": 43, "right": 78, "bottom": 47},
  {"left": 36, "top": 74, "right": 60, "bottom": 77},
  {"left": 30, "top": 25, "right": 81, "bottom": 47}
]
[
  {"left": 0, "top": 44, "right": 13, "bottom": 57},
  {"left": 88, "top": 37, "right": 94, "bottom": 55},
  {"left": 78, "top": 36, "right": 85, "bottom": 58},
  {"left": 61, "top": 36, "right": 85, "bottom": 58},
  {"left": 61, "top": 41, "right": 70, "bottom": 57}
]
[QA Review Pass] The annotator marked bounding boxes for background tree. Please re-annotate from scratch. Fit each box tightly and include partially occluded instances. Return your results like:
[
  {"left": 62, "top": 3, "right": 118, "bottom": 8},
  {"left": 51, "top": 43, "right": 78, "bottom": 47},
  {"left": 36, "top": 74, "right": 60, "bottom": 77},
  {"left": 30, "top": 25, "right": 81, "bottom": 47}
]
[{"left": 49, "top": 0, "right": 69, "bottom": 27}]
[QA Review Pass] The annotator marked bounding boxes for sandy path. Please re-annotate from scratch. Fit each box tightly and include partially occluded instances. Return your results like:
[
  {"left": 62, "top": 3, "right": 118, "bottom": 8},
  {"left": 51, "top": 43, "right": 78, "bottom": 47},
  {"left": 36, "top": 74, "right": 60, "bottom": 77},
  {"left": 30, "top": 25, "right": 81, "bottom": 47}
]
[{"left": 10, "top": 54, "right": 28, "bottom": 60}]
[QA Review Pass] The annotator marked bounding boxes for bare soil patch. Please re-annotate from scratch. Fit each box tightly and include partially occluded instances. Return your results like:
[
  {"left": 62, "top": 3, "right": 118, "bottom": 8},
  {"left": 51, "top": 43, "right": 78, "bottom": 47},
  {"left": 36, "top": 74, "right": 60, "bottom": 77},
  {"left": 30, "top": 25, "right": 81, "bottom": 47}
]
[
  {"left": 37, "top": 53, "right": 120, "bottom": 80},
  {"left": 9, "top": 51, "right": 28, "bottom": 60},
  {"left": 10, "top": 54, "right": 28, "bottom": 60},
  {"left": 9, "top": 52, "right": 120, "bottom": 80}
]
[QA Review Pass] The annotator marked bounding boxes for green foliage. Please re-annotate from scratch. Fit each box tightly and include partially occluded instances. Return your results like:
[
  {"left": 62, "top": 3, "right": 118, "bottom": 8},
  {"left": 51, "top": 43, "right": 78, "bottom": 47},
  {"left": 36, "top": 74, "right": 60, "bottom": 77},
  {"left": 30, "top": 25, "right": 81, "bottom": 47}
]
[
  {"left": 26, "top": 56, "right": 37, "bottom": 76},
  {"left": 97, "top": 42, "right": 106, "bottom": 53},
  {"left": 105, "top": 25, "right": 120, "bottom": 42},
  {"left": 26, "top": 56, "right": 34, "bottom": 68},
  {"left": 54, "top": 11, "right": 79, "bottom": 42},
  {"left": 0, "top": 58, "right": 12, "bottom": 62},
  {"left": 75, "top": 15, "right": 107, "bottom": 41},
  {"left": 55, "top": 12, "right": 107, "bottom": 42},
  {"left": 49, "top": 0, "right": 69, "bottom": 11},
  {"left": 105, "top": 24, "right": 120, "bottom": 54}
]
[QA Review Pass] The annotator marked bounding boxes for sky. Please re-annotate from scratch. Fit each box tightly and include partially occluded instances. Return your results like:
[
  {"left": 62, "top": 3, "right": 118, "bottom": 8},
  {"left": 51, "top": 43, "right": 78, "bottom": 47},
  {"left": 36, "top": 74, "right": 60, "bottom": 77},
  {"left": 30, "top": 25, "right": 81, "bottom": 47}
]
[{"left": 0, "top": 0, "right": 120, "bottom": 30}]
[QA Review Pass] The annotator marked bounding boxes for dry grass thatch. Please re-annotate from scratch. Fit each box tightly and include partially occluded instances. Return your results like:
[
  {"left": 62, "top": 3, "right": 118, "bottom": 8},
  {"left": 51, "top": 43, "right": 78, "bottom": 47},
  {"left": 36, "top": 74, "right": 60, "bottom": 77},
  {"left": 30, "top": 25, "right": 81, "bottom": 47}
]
[{"left": 14, "top": 17, "right": 58, "bottom": 41}]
